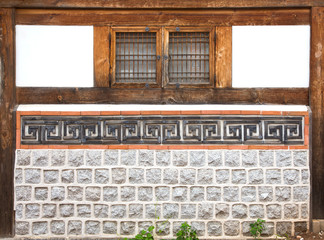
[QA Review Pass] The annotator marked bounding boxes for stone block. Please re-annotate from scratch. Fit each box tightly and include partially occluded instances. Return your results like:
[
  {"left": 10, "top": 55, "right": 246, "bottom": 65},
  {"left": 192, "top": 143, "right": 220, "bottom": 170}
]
[
  {"left": 95, "top": 169, "right": 109, "bottom": 184},
  {"left": 59, "top": 204, "right": 74, "bottom": 217},
  {"left": 266, "top": 204, "right": 282, "bottom": 219},
  {"left": 25, "top": 168, "right": 41, "bottom": 184},
  {"left": 242, "top": 151, "right": 258, "bottom": 167},
  {"left": 197, "top": 169, "right": 213, "bottom": 184},
  {"left": 35, "top": 187, "right": 48, "bottom": 200},
  {"left": 262, "top": 222, "right": 275, "bottom": 236},
  {"left": 179, "top": 168, "right": 195, "bottom": 185},
  {"left": 85, "top": 186, "right": 101, "bottom": 201},
  {"left": 77, "top": 169, "right": 92, "bottom": 184},
  {"left": 242, "top": 221, "right": 253, "bottom": 236},
  {"left": 163, "top": 168, "right": 178, "bottom": 184},
  {"left": 191, "top": 221, "right": 205, "bottom": 236},
  {"left": 224, "top": 220, "right": 240, "bottom": 236},
  {"left": 313, "top": 220, "right": 320, "bottom": 233},
  {"left": 276, "top": 221, "right": 292, "bottom": 236},
  {"left": 94, "top": 204, "right": 109, "bottom": 218},
  {"left": 138, "top": 187, "right": 153, "bottom": 201},
  {"left": 145, "top": 204, "right": 161, "bottom": 219},
  {"left": 173, "top": 151, "right": 188, "bottom": 166},
  {"left": 129, "top": 168, "right": 144, "bottom": 184},
  {"left": 32, "top": 150, "right": 49, "bottom": 166},
  {"left": 266, "top": 169, "right": 281, "bottom": 184},
  {"left": 293, "top": 186, "right": 309, "bottom": 201},
  {"left": 293, "top": 151, "right": 308, "bottom": 167},
  {"left": 284, "top": 204, "right": 299, "bottom": 219},
  {"left": 259, "top": 150, "right": 274, "bottom": 167},
  {"left": 51, "top": 150, "right": 66, "bottom": 166},
  {"left": 198, "top": 203, "right": 213, "bottom": 219},
  {"left": 16, "top": 186, "right": 32, "bottom": 201},
  {"left": 104, "top": 150, "right": 119, "bottom": 165},
  {"left": 112, "top": 168, "right": 126, "bottom": 184},
  {"left": 129, "top": 204, "right": 143, "bottom": 218},
  {"left": 190, "top": 151, "right": 206, "bottom": 167},
  {"left": 121, "top": 186, "right": 136, "bottom": 201},
  {"left": 51, "top": 220, "right": 65, "bottom": 235},
  {"left": 172, "top": 221, "right": 182, "bottom": 236},
  {"left": 215, "top": 203, "right": 229, "bottom": 219},
  {"left": 301, "top": 203, "right": 309, "bottom": 219},
  {"left": 223, "top": 187, "right": 239, "bottom": 202},
  {"left": 206, "top": 186, "right": 221, "bottom": 201},
  {"left": 181, "top": 204, "right": 196, "bottom": 219},
  {"left": 163, "top": 203, "right": 179, "bottom": 219},
  {"left": 111, "top": 204, "right": 126, "bottom": 218},
  {"left": 43, "top": 204, "right": 56, "bottom": 218},
  {"left": 16, "top": 150, "right": 31, "bottom": 166},
  {"left": 216, "top": 169, "right": 230, "bottom": 184},
  {"left": 16, "top": 204, "right": 23, "bottom": 219},
  {"left": 77, "top": 204, "right": 91, "bottom": 218},
  {"left": 172, "top": 187, "right": 188, "bottom": 202},
  {"left": 25, "top": 203, "right": 40, "bottom": 219},
  {"left": 67, "top": 186, "right": 83, "bottom": 201},
  {"left": 249, "top": 204, "right": 265, "bottom": 218},
  {"left": 207, "top": 221, "right": 222, "bottom": 236},
  {"left": 155, "top": 186, "right": 170, "bottom": 201},
  {"left": 190, "top": 186, "right": 205, "bottom": 201},
  {"left": 103, "top": 187, "right": 118, "bottom": 202},
  {"left": 85, "top": 221, "right": 100, "bottom": 235},
  {"left": 156, "top": 150, "right": 171, "bottom": 166},
  {"left": 120, "top": 221, "right": 136, "bottom": 235},
  {"left": 16, "top": 221, "right": 29, "bottom": 235},
  {"left": 32, "top": 221, "right": 48, "bottom": 235},
  {"left": 15, "top": 168, "right": 23, "bottom": 184},
  {"left": 248, "top": 169, "right": 263, "bottom": 184},
  {"left": 276, "top": 151, "right": 292, "bottom": 167},
  {"left": 301, "top": 169, "right": 310, "bottom": 184},
  {"left": 139, "top": 150, "right": 154, "bottom": 166},
  {"left": 294, "top": 221, "right": 307, "bottom": 234},
  {"left": 68, "top": 220, "right": 82, "bottom": 235},
  {"left": 232, "top": 204, "right": 247, "bottom": 219},
  {"left": 283, "top": 169, "right": 300, "bottom": 185},
  {"left": 224, "top": 150, "right": 240, "bottom": 167},
  {"left": 208, "top": 151, "right": 223, "bottom": 167},
  {"left": 121, "top": 150, "right": 137, "bottom": 166},
  {"left": 276, "top": 187, "right": 291, "bottom": 202},
  {"left": 62, "top": 170, "right": 74, "bottom": 183},
  {"left": 103, "top": 221, "right": 117, "bottom": 234},
  {"left": 258, "top": 186, "right": 273, "bottom": 202},
  {"left": 51, "top": 186, "right": 65, "bottom": 201},
  {"left": 232, "top": 169, "right": 246, "bottom": 184},
  {"left": 241, "top": 186, "right": 256, "bottom": 202},
  {"left": 156, "top": 221, "right": 170, "bottom": 236},
  {"left": 44, "top": 170, "right": 59, "bottom": 184},
  {"left": 68, "top": 150, "right": 84, "bottom": 167},
  {"left": 85, "top": 150, "right": 102, "bottom": 166},
  {"left": 146, "top": 168, "right": 161, "bottom": 184}
]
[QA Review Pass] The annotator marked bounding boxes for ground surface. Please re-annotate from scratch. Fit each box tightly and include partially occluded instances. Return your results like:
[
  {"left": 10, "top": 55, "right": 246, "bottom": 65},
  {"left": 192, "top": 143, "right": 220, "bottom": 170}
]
[{"left": 290, "top": 231, "right": 324, "bottom": 240}]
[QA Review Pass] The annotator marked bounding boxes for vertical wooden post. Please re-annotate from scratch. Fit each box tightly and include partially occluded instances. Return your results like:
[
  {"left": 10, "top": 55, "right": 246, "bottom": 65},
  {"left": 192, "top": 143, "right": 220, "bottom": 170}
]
[
  {"left": 0, "top": 8, "right": 15, "bottom": 237},
  {"left": 310, "top": 7, "right": 324, "bottom": 219}
]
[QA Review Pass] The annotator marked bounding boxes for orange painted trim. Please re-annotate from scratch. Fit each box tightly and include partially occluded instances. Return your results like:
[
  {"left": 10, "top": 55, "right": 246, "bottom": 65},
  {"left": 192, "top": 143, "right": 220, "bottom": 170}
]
[
  {"left": 240, "top": 110, "right": 261, "bottom": 115},
  {"left": 81, "top": 111, "right": 101, "bottom": 116},
  {"left": 140, "top": 111, "right": 161, "bottom": 115},
  {"left": 40, "top": 111, "right": 61, "bottom": 115},
  {"left": 160, "top": 110, "right": 181, "bottom": 115},
  {"left": 261, "top": 111, "right": 282, "bottom": 115},
  {"left": 19, "top": 111, "right": 41, "bottom": 115},
  {"left": 289, "top": 145, "right": 308, "bottom": 150},
  {"left": 180, "top": 110, "right": 202, "bottom": 115},
  {"left": 100, "top": 111, "right": 121, "bottom": 115},
  {"left": 16, "top": 129, "right": 21, "bottom": 149}
]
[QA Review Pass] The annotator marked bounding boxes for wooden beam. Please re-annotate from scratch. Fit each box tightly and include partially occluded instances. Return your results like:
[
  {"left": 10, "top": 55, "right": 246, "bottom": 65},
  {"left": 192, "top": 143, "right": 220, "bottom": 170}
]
[
  {"left": 15, "top": 8, "right": 310, "bottom": 26},
  {"left": 1, "top": 0, "right": 324, "bottom": 9},
  {"left": 16, "top": 87, "right": 308, "bottom": 105},
  {"left": 310, "top": 7, "right": 324, "bottom": 219},
  {"left": 0, "top": 8, "right": 15, "bottom": 237}
]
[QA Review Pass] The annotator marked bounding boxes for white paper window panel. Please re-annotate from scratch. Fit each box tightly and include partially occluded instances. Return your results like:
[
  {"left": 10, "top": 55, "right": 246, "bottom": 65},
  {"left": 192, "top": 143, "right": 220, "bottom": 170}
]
[
  {"left": 232, "top": 26, "right": 310, "bottom": 88},
  {"left": 16, "top": 25, "right": 94, "bottom": 87}
]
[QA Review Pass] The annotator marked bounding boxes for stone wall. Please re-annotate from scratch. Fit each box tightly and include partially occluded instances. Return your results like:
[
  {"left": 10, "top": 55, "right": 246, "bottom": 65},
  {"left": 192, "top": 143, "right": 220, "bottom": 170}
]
[{"left": 14, "top": 149, "right": 310, "bottom": 238}]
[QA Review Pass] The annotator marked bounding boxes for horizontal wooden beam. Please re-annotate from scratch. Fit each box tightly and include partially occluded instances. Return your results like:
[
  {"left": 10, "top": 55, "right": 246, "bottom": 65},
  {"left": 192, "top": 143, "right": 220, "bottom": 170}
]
[
  {"left": 1, "top": 0, "right": 324, "bottom": 9},
  {"left": 16, "top": 87, "right": 309, "bottom": 105},
  {"left": 15, "top": 8, "right": 310, "bottom": 26}
]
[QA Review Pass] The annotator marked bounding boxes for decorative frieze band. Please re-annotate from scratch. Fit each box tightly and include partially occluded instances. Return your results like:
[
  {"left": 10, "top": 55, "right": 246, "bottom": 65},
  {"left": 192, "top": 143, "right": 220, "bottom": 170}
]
[{"left": 20, "top": 115, "right": 304, "bottom": 145}]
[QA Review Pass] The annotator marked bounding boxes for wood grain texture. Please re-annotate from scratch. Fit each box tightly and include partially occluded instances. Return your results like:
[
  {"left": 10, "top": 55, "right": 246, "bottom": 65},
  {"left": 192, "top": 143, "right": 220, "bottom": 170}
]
[
  {"left": 216, "top": 27, "right": 232, "bottom": 88},
  {"left": 15, "top": 8, "right": 310, "bottom": 26},
  {"left": 16, "top": 87, "right": 308, "bottom": 105},
  {"left": 310, "top": 7, "right": 324, "bottom": 219},
  {"left": 1, "top": 0, "right": 324, "bottom": 9},
  {"left": 0, "top": 8, "right": 15, "bottom": 237}
]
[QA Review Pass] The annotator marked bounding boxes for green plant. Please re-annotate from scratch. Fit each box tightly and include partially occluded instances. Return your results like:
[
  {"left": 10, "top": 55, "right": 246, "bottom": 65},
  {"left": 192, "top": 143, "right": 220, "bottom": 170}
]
[
  {"left": 176, "top": 222, "right": 199, "bottom": 240},
  {"left": 132, "top": 226, "right": 155, "bottom": 240},
  {"left": 250, "top": 218, "right": 266, "bottom": 240}
]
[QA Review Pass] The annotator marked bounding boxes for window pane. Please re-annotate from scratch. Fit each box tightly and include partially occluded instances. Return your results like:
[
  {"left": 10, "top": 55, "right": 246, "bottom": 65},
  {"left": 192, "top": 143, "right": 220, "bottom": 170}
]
[
  {"left": 116, "top": 32, "right": 157, "bottom": 83},
  {"left": 168, "top": 32, "right": 209, "bottom": 84}
]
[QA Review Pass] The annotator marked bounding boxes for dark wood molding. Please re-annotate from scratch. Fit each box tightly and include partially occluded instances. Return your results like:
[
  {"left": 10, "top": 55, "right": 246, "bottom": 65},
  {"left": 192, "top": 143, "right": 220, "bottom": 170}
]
[
  {"left": 16, "top": 87, "right": 308, "bottom": 105},
  {"left": 0, "top": 8, "right": 15, "bottom": 237}
]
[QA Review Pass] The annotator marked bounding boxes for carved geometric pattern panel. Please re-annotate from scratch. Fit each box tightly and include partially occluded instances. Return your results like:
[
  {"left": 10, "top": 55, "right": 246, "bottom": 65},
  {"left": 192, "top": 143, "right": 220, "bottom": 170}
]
[{"left": 21, "top": 115, "right": 304, "bottom": 145}]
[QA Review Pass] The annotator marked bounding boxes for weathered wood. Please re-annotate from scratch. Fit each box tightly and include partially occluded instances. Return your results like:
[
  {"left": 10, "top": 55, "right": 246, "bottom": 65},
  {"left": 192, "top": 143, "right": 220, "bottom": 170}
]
[
  {"left": 310, "top": 7, "right": 324, "bottom": 219},
  {"left": 0, "top": 8, "right": 15, "bottom": 237},
  {"left": 216, "top": 27, "right": 232, "bottom": 88},
  {"left": 1, "top": 0, "right": 324, "bottom": 9},
  {"left": 16, "top": 87, "right": 308, "bottom": 105},
  {"left": 15, "top": 8, "right": 310, "bottom": 26}
]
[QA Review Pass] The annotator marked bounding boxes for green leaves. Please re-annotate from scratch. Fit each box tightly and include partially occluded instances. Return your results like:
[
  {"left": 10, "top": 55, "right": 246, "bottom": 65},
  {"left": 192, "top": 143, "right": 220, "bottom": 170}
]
[
  {"left": 176, "top": 222, "right": 199, "bottom": 240},
  {"left": 250, "top": 218, "right": 266, "bottom": 240}
]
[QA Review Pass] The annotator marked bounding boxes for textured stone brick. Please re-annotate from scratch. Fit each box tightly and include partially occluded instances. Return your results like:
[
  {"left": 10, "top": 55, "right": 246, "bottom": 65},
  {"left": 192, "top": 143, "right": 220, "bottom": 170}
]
[
  {"left": 51, "top": 150, "right": 66, "bottom": 166},
  {"left": 172, "top": 221, "right": 182, "bottom": 236},
  {"left": 232, "top": 169, "right": 246, "bottom": 184},
  {"left": 283, "top": 169, "right": 300, "bottom": 185},
  {"left": 248, "top": 169, "right": 263, "bottom": 184},
  {"left": 104, "top": 150, "right": 119, "bottom": 165},
  {"left": 85, "top": 221, "right": 100, "bottom": 235},
  {"left": 259, "top": 186, "right": 273, "bottom": 202},
  {"left": 223, "top": 187, "right": 239, "bottom": 202},
  {"left": 241, "top": 186, "right": 256, "bottom": 202},
  {"left": 146, "top": 168, "right": 161, "bottom": 184},
  {"left": 25, "top": 168, "right": 41, "bottom": 184},
  {"left": 232, "top": 204, "right": 247, "bottom": 219},
  {"left": 44, "top": 170, "right": 59, "bottom": 183},
  {"left": 293, "top": 186, "right": 309, "bottom": 201},
  {"left": 266, "top": 169, "right": 281, "bottom": 184},
  {"left": 59, "top": 204, "right": 74, "bottom": 217},
  {"left": 173, "top": 151, "right": 188, "bottom": 166},
  {"left": 156, "top": 150, "right": 171, "bottom": 166},
  {"left": 77, "top": 169, "right": 92, "bottom": 184},
  {"left": 25, "top": 203, "right": 40, "bottom": 219},
  {"left": 16, "top": 221, "right": 29, "bottom": 235},
  {"left": 85, "top": 186, "right": 101, "bottom": 201},
  {"left": 16, "top": 204, "right": 23, "bottom": 219},
  {"left": 15, "top": 168, "right": 23, "bottom": 184},
  {"left": 262, "top": 222, "right": 275, "bottom": 236},
  {"left": 224, "top": 151, "right": 240, "bottom": 167},
  {"left": 94, "top": 204, "right": 109, "bottom": 218},
  {"left": 181, "top": 204, "right": 196, "bottom": 219},
  {"left": 51, "top": 220, "right": 65, "bottom": 235},
  {"left": 68, "top": 220, "right": 82, "bottom": 235},
  {"left": 51, "top": 186, "right": 65, "bottom": 201},
  {"left": 121, "top": 150, "right": 137, "bottom": 166},
  {"left": 156, "top": 221, "right": 170, "bottom": 236},
  {"left": 190, "top": 186, "right": 205, "bottom": 201},
  {"left": 266, "top": 204, "right": 282, "bottom": 219},
  {"left": 43, "top": 204, "right": 56, "bottom": 218},
  {"left": 68, "top": 150, "right": 84, "bottom": 167},
  {"left": 32, "top": 221, "right": 48, "bottom": 235},
  {"left": 276, "top": 222, "right": 292, "bottom": 236},
  {"left": 284, "top": 204, "right": 299, "bottom": 219},
  {"left": 242, "top": 151, "right": 258, "bottom": 167},
  {"left": 103, "top": 221, "right": 117, "bottom": 234},
  {"left": 190, "top": 151, "right": 206, "bottom": 167},
  {"left": 121, "top": 186, "right": 136, "bottom": 201},
  {"left": 276, "top": 151, "right": 292, "bottom": 167},
  {"left": 35, "top": 187, "right": 48, "bottom": 200},
  {"left": 17, "top": 150, "right": 31, "bottom": 166},
  {"left": 62, "top": 169, "right": 74, "bottom": 183},
  {"left": 215, "top": 203, "right": 229, "bottom": 218},
  {"left": 138, "top": 187, "right": 153, "bottom": 201},
  {"left": 172, "top": 187, "right": 188, "bottom": 202},
  {"left": 67, "top": 186, "right": 83, "bottom": 201},
  {"left": 163, "top": 168, "right": 178, "bottom": 184},
  {"left": 129, "top": 204, "right": 143, "bottom": 218},
  {"left": 129, "top": 168, "right": 144, "bottom": 184},
  {"left": 276, "top": 186, "right": 291, "bottom": 202},
  {"left": 103, "top": 187, "right": 118, "bottom": 202},
  {"left": 301, "top": 169, "right": 309, "bottom": 184},
  {"left": 207, "top": 221, "right": 222, "bottom": 236},
  {"left": 216, "top": 169, "right": 230, "bottom": 184},
  {"left": 197, "top": 169, "right": 213, "bottom": 184},
  {"left": 163, "top": 203, "right": 179, "bottom": 219},
  {"left": 155, "top": 186, "right": 170, "bottom": 201},
  {"left": 145, "top": 204, "right": 161, "bottom": 219},
  {"left": 249, "top": 204, "right": 265, "bottom": 218},
  {"left": 32, "top": 150, "right": 49, "bottom": 166},
  {"left": 242, "top": 221, "right": 254, "bottom": 236},
  {"left": 208, "top": 151, "right": 223, "bottom": 167},
  {"left": 95, "top": 169, "right": 109, "bottom": 184},
  {"left": 224, "top": 220, "right": 240, "bottom": 236},
  {"left": 259, "top": 150, "right": 274, "bottom": 167},
  {"left": 120, "top": 221, "right": 136, "bottom": 235},
  {"left": 111, "top": 204, "right": 126, "bottom": 218},
  {"left": 295, "top": 222, "right": 307, "bottom": 234},
  {"left": 180, "top": 168, "right": 195, "bottom": 185},
  {"left": 293, "top": 151, "right": 308, "bottom": 167},
  {"left": 85, "top": 150, "right": 102, "bottom": 166},
  {"left": 191, "top": 221, "right": 205, "bottom": 236},
  {"left": 207, "top": 186, "right": 221, "bottom": 201},
  {"left": 16, "top": 186, "right": 32, "bottom": 201},
  {"left": 77, "top": 204, "right": 91, "bottom": 218},
  {"left": 139, "top": 150, "right": 154, "bottom": 166},
  {"left": 198, "top": 203, "right": 213, "bottom": 219},
  {"left": 112, "top": 168, "right": 126, "bottom": 184},
  {"left": 301, "top": 203, "right": 309, "bottom": 219}
]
